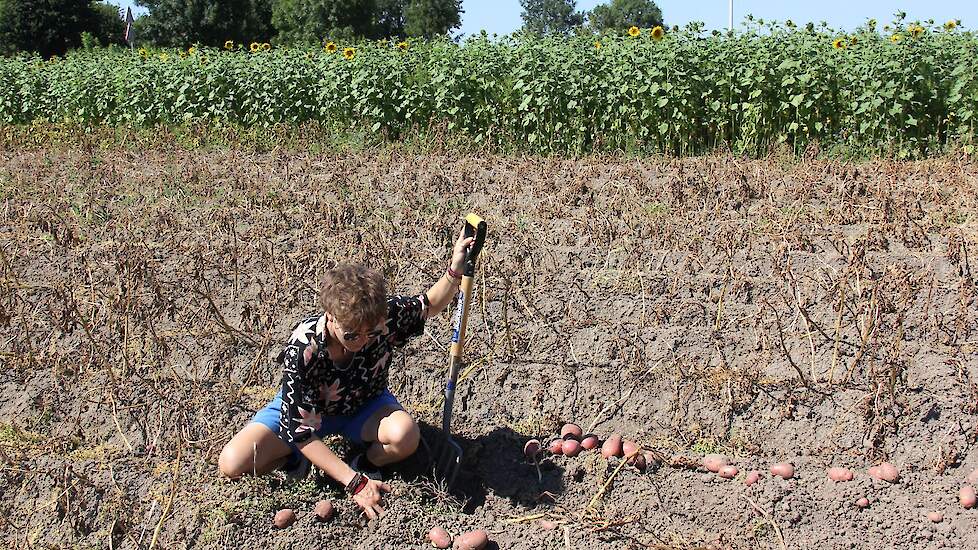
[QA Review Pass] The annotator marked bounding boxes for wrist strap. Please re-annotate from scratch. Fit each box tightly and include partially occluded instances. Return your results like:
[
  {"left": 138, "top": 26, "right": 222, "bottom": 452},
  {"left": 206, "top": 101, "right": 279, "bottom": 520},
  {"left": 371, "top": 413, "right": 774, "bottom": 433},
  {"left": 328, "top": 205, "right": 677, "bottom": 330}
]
[
  {"left": 446, "top": 265, "right": 463, "bottom": 280},
  {"left": 345, "top": 472, "right": 368, "bottom": 495}
]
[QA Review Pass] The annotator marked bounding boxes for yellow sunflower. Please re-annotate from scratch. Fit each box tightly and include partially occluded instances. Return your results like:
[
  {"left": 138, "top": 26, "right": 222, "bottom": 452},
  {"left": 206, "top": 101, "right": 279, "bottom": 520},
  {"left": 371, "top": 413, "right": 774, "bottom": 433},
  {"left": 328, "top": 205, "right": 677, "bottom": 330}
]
[
  {"left": 832, "top": 38, "right": 846, "bottom": 49},
  {"left": 890, "top": 33, "right": 902, "bottom": 43},
  {"left": 224, "top": 40, "right": 234, "bottom": 50},
  {"left": 261, "top": 42, "right": 271, "bottom": 51},
  {"left": 594, "top": 41, "right": 601, "bottom": 49},
  {"left": 651, "top": 26, "right": 664, "bottom": 40},
  {"left": 849, "top": 35, "right": 858, "bottom": 45},
  {"left": 908, "top": 25, "right": 924, "bottom": 38},
  {"left": 188, "top": 47, "right": 197, "bottom": 56},
  {"left": 628, "top": 26, "right": 640, "bottom": 37},
  {"left": 944, "top": 19, "right": 958, "bottom": 31},
  {"left": 138, "top": 47, "right": 148, "bottom": 58},
  {"left": 343, "top": 47, "right": 355, "bottom": 60},
  {"left": 324, "top": 41, "right": 338, "bottom": 53},
  {"left": 159, "top": 53, "right": 169, "bottom": 61},
  {"left": 249, "top": 42, "right": 260, "bottom": 53},
  {"left": 396, "top": 41, "right": 409, "bottom": 51}
]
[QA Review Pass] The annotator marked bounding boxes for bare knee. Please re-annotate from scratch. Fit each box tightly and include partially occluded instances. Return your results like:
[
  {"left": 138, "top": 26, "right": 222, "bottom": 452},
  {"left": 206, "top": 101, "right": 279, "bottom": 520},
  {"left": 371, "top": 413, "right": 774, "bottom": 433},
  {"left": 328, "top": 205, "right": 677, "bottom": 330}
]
[
  {"left": 218, "top": 443, "right": 247, "bottom": 479},
  {"left": 380, "top": 412, "right": 420, "bottom": 458}
]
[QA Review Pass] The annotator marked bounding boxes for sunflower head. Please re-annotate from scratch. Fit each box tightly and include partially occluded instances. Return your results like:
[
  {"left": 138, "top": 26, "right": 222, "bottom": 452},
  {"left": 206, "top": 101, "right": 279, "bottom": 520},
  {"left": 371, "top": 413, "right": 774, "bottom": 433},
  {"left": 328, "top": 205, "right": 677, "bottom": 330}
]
[
  {"left": 325, "top": 41, "right": 338, "bottom": 53},
  {"left": 944, "top": 19, "right": 958, "bottom": 31},
  {"left": 159, "top": 53, "right": 169, "bottom": 61},
  {"left": 138, "top": 47, "right": 148, "bottom": 58},
  {"left": 594, "top": 41, "right": 601, "bottom": 50},
  {"left": 261, "top": 42, "right": 271, "bottom": 51},
  {"left": 908, "top": 25, "right": 924, "bottom": 38},
  {"left": 343, "top": 47, "right": 355, "bottom": 60},
  {"left": 849, "top": 35, "right": 858, "bottom": 45},
  {"left": 249, "top": 42, "right": 260, "bottom": 53},
  {"left": 224, "top": 40, "right": 234, "bottom": 50},
  {"left": 396, "top": 41, "right": 409, "bottom": 51},
  {"left": 188, "top": 47, "right": 197, "bottom": 56},
  {"left": 890, "top": 33, "right": 902, "bottom": 43},
  {"left": 832, "top": 38, "right": 846, "bottom": 49},
  {"left": 628, "top": 25, "right": 640, "bottom": 37},
  {"left": 651, "top": 26, "right": 664, "bottom": 40}
]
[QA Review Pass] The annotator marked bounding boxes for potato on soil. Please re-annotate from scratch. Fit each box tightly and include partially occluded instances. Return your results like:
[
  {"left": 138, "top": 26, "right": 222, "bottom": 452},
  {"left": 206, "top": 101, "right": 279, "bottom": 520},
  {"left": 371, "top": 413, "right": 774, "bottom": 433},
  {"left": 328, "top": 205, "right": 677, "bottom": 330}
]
[
  {"left": 827, "top": 467, "right": 853, "bottom": 482},
  {"left": 745, "top": 471, "right": 760, "bottom": 486},
  {"left": 273, "top": 508, "right": 296, "bottom": 529},
  {"left": 622, "top": 440, "right": 641, "bottom": 463},
  {"left": 869, "top": 462, "right": 899, "bottom": 483},
  {"left": 560, "top": 423, "right": 583, "bottom": 440},
  {"left": 428, "top": 526, "right": 452, "bottom": 549},
  {"left": 961, "top": 486, "right": 977, "bottom": 509},
  {"left": 581, "top": 434, "right": 599, "bottom": 450},
  {"left": 314, "top": 500, "right": 334, "bottom": 521},
  {"left": 703, "top": 454, "right": 728, "bottom": 473},
  {"left": 718, "top": 465, "right": 739, "bottom": 479},
  {"left": 927, "top": 511, "right": 944, "bottom": 523},
  {"left": 549, "top": 438, "right": 564, "bottom": 455},
  {"left": 601, "top": 435, "right": 623, "bottom": 458},
  {"left": 632, "top": 453, "right": 648, "bottom": 472},
  {"left": 770, "top": 462, "right": 795, "bottom": 479},
  {"left": 524, "top": 439, "right": 541, "bottom": 459},
  {"left": 453, "top": 529, "right": 489, "bottom": 550},
  {"left": 562, "top": 438, "right": 582, "bottom": 457},
  {"left": 855, "top": 497, "right": 870, "bottom": 509}
]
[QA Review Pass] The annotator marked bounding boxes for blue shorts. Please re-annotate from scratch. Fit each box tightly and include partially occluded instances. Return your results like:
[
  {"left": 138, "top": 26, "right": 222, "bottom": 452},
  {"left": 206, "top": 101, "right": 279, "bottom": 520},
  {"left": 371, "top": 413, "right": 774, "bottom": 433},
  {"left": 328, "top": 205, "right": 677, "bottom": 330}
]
[{"left": 252, "top": 389, "right": 402, "bottom": 466}]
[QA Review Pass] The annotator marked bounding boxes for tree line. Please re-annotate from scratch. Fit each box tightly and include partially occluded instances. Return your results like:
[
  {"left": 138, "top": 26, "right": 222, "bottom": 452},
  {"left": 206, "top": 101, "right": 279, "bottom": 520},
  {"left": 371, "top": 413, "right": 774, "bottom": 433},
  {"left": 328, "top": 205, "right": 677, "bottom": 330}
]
[{"left": 0, "top": 0, "right": 662, "bottom": 58}]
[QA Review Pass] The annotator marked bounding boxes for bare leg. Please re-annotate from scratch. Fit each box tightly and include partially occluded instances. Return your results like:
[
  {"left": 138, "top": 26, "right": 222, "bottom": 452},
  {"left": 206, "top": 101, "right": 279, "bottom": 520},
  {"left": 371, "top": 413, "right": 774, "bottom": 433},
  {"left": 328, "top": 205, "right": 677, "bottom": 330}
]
[
  {"left": 218, "top": 423, "right": 293, "bottom": 478},
  {"left": 359, "top": 406, "right": 420, "bottom": 467}
]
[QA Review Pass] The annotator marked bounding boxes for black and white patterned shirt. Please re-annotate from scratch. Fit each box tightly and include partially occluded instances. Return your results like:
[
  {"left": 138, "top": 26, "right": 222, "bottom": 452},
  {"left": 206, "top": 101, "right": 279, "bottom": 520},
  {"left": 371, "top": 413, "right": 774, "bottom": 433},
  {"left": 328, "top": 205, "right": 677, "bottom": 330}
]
[{"left": 277, "top": 294, "right": 426, "bottom": 445}]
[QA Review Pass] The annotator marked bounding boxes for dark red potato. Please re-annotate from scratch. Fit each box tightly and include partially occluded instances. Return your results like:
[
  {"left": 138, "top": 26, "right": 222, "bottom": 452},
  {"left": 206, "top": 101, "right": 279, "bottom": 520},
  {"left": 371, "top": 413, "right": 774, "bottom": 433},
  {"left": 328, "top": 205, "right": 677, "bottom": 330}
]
[
  {"left": 314, "top": 500, "right": 333, "bottom": 521},
  {"left": 453, "top": 529, "right": 489, "bottom": 550},
  {"left": 562, "top": 438, "right": 582, "bottom": 457},
  {"left": 633, "top": 453, "right": 647, "bottom": 472},
  {"left": 273, "top": 508, "right": 296, "bottom": 529},
  {"left": 524, "top": 439, "right": 541, "bottom": 459},
  {"left": 601, "top": 435, "right": 623, "bottom": 458},
  {"left": 560, "top": 423, "right": 583, "bottom": 440},
  {"left": 549, "top": 438, "right": 564, "bottom": 455},
  {"left": 428, "top": 526, "right": 452, "bottom": 549},
  {"left": 581, "top": 434, "right": 599, "bottom": 450}
]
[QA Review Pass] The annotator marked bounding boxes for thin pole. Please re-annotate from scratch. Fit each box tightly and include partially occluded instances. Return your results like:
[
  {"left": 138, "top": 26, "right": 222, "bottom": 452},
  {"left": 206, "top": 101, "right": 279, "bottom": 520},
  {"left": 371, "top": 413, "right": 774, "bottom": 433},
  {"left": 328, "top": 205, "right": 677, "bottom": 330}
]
[{"left": 728, "top": 0, "right": 733, "bottom": 31}]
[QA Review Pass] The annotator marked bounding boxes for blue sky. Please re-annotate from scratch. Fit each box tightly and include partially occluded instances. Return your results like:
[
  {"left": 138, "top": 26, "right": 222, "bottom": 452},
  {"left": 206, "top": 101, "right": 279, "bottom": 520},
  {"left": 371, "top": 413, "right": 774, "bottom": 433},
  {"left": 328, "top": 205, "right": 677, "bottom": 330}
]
[{"left": 107, "top": 0, "right": 974, "bottom": 35}]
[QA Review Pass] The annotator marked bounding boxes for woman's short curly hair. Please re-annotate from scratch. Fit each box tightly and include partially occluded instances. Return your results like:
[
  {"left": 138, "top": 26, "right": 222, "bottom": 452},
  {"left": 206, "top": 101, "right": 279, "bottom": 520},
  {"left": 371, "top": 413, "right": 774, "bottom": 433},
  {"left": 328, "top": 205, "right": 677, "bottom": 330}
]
[{"left": 318, "top": 264, "right": 387, "bottom": 329}]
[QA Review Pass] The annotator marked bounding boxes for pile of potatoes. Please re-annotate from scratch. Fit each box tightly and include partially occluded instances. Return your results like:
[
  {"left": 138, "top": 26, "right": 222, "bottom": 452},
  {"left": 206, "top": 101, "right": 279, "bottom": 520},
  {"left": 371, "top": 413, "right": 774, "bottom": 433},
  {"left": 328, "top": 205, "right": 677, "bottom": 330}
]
[{"left": 523, "top": 423, "right": 658, "bottom": 472}]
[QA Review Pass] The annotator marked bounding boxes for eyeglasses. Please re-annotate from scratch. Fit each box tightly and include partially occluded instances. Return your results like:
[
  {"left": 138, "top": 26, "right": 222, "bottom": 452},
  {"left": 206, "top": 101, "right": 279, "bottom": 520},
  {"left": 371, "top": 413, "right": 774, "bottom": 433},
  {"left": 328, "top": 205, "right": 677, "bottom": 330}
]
[{"left": 342, "top": 328, "right": 384, "bottom": 341}]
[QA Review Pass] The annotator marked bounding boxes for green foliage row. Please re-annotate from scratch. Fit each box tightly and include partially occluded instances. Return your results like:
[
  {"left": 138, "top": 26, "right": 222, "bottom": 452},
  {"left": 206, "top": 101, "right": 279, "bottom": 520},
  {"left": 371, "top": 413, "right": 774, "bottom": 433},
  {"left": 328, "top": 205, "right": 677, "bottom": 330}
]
[{"left": 1, "top": 20, "right": 975, "bottom": 157}]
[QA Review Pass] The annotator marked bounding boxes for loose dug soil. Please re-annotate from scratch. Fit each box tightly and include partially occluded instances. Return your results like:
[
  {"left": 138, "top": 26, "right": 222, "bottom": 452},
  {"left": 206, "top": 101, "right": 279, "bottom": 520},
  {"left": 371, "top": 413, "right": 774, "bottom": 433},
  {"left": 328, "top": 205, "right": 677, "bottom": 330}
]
[{"left": 1, "top": 146, "right": 977, "bottom": 550}]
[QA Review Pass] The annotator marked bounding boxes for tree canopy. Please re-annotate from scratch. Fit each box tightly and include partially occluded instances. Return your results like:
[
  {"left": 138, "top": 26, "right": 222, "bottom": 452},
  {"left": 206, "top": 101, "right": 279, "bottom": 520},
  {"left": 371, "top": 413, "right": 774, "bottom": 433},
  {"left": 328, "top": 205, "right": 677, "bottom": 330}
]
[
  {"left": 133, "top": 0, "right": 275, "bottom": 46},
  {"left": 588, "top": 0, "right": 664, "bottom": 31},
  {"left": 0, "top": 0, "right": 113, "bottom": 57},
  {"left": 519, "top": 0, "right": 583, "bottom": 35}
]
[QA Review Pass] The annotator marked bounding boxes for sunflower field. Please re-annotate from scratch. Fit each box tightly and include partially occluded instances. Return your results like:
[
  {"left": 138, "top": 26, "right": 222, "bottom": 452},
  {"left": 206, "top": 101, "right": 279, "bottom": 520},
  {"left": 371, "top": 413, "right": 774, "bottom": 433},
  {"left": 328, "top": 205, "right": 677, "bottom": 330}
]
[{"left": 1, "top": 19, "right": 976, "bottom": 157}]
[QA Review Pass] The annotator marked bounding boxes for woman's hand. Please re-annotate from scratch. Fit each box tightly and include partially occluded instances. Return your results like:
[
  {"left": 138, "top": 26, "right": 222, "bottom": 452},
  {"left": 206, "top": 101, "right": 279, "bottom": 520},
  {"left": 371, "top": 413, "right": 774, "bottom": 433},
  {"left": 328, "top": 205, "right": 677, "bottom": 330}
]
[
  {"left": 352, "top": 479, "right": 391, "bottom": 519},
  {"left": 449, "top": 227, "right": 476, "bottom": 274}
]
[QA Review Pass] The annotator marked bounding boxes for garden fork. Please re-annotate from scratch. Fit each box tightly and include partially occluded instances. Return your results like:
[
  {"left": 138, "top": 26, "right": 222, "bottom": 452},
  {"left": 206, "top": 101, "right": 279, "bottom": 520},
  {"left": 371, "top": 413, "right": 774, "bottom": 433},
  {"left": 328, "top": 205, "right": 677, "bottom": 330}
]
[{"left": 431, "top": 213, "right": 487, "bottom": 487}]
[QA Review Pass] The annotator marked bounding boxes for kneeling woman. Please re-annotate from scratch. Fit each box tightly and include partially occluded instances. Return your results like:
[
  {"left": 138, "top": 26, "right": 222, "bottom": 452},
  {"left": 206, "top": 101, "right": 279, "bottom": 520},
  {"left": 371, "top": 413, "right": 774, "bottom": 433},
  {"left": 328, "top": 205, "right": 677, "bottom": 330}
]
[{"left": 219, "top": 231, "right": 472, "bottom": 519}]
